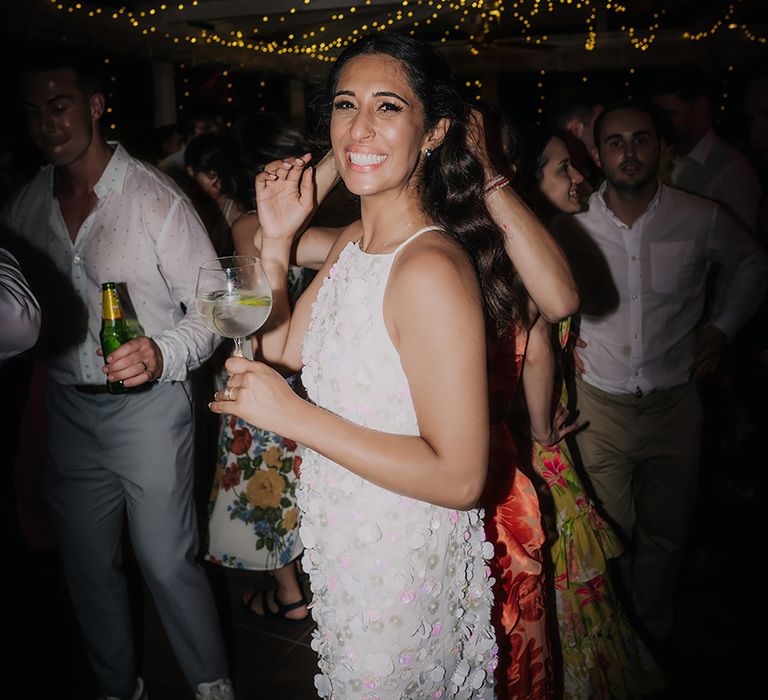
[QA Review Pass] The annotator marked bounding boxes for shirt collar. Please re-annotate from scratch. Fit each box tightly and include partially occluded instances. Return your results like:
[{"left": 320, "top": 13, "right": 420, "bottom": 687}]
[
  {"left": 93, "top": 142, "right": 129, "bottom": 199},
  {"left": 685, "top": 128, "right": 715, "bottom": 166},
  {"left": 46, "top": 142, "right": 129, "bottom": 200},
  {"left": 594, "top": 179, "right": 664, "bottom": 229}
]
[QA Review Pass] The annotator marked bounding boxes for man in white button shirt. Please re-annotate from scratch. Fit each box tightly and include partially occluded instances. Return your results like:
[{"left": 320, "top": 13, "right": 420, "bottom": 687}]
[
  {"left": 652, "top": 67, "right": 761, "bottom": 232},
  {"left": 554, "top": 102, "right": 767, "bottom": 644},
  {"left": 1, "top": 53, "right": 234, "bottom": 700}
]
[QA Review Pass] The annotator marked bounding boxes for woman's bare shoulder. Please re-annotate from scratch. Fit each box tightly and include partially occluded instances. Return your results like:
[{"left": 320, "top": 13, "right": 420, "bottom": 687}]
[
  {"left": 394, "top": 229, "right": 474, "bottom": 280},
  {"left": 388, "top": 230, "right": 481, "bottom": 316}
]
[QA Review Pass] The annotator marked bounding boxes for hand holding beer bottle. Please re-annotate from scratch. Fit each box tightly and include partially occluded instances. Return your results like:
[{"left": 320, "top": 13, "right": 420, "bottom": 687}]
[{"left": 99, "top": 282, "right": 161, "bottom": 392}]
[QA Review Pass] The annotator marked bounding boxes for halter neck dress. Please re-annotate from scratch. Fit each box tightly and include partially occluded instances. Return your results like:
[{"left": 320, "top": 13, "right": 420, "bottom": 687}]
[{"left": 298, "top": 226, "right": 497, "bottom": 699}]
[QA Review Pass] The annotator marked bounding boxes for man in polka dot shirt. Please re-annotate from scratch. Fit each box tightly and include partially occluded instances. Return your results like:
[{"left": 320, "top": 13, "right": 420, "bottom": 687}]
[{"left": 1, "top": 51, "right": 235, "bottom": 700}]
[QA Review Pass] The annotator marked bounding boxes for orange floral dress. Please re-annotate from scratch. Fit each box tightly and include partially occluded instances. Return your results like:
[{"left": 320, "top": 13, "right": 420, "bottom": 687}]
[{"left": 483, "top": 329, "right": 553, "bottom": 700}]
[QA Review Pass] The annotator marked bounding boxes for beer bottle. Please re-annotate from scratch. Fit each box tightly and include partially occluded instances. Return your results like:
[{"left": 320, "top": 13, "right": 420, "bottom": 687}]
[{"left": 100, "top": 282, "right": 135, "bottom": 394}]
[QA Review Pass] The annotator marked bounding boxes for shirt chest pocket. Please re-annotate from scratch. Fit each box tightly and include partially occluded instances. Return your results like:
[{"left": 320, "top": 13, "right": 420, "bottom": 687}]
[{"left": 650, "top": 241, "right": 696, "bottom": 294}]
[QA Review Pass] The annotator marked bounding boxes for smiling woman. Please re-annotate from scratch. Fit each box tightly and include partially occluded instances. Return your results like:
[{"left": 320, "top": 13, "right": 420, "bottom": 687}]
[
  {"left": 207, "top": 34, "right": 508, "bottom": 699},
  {"left": 206, "top": 32, "right": 566, "bottom": 699},
  {"left": 328, "top": 54, "right": 432, "bottom": 203}
]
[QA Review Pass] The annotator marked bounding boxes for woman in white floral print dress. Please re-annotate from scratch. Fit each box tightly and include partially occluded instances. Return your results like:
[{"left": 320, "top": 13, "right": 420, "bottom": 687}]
[
  {"left": 211, "top": 35, "right": 576, "bottom": 699},
  {"left": 206, "top": 266, "right": 308, "bottom": 577}
]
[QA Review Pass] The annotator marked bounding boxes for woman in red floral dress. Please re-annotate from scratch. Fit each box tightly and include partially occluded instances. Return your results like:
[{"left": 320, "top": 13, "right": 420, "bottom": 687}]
[{"left": 484, "top": 328, "right": 554, "bottom": 700}]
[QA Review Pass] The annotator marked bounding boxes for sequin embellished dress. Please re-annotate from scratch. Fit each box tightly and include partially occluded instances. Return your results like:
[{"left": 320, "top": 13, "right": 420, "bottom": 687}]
[{"left": 298, "top": 227, "right": 497, "bottom": 699}]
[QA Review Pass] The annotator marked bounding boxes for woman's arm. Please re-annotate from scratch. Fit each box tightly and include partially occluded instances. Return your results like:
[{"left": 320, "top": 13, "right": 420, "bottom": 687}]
[
  {"left": 211, "top": 237, "right": 489, "bottom": 510},
  {"left": 232, "top": 210, "right": 342, "bottom": 272},
  {"left": 231, "top": 211, "right": 261, "bottom": 257},
  {"left": 523, "top": 314, "right": 556, "bottom": 442},
  {"left": 253, "top": 155, "right": 359, "bottom": 371},
  {"left": 312, "top": 148, "right": 341, "bottom": 206},
  {"left": 522, "top": 314, "right": 577, "bottom": 447},
  {"left": 233, "top": 149, "right": 343, "bottom": 265},
  {"left": 487, "top": 187, "right": 579, "bottom": 322},
  {"left": 468, "top": 109, "right": 579, "bottom": 322}
]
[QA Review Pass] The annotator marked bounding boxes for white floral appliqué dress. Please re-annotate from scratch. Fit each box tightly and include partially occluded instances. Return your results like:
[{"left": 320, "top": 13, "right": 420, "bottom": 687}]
[{"left": 298, "top": 227, "right": 497, "bottom": 699}]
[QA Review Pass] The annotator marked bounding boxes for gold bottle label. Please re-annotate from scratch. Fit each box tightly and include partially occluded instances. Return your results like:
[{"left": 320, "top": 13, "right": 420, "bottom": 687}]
[{"left": 102, "top": 286, "right": 124, "bottom": 321}]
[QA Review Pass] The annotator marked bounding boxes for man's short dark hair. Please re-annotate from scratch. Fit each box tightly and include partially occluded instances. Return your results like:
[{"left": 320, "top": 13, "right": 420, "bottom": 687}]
[
  {"left": 19, "top": 47, "right": 105, "bottom": 97},
  {"left": 593, "top": 100, "right": 664, "bottom": 149},
  {"left": 546, "top": 86, "right": 607, "bottom": 131},
  {"left": 650, "top": 65, "right": 713, "bottom": 104}
]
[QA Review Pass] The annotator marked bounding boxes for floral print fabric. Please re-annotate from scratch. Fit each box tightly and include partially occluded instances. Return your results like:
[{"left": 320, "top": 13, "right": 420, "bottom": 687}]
[
  {"left": 484, "top": 331, "right": 554, "bottom": 700},
  {"left": 532, "top": 319, "right": 665, "bottom": 698},
  {"left": 206, "top": 266, "right": 307, "bottom": 571},
  {"left": 207, "top": 413, "right": 303, "bottom": 570},
  {"left": 299, "top": 237, "right": 497, "bottom": 699}
]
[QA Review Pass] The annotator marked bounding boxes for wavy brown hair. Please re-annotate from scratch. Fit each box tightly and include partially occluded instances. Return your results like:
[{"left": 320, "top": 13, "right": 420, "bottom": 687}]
[{"left": 314, "top": 34, "right": 525, "bottom": 337}]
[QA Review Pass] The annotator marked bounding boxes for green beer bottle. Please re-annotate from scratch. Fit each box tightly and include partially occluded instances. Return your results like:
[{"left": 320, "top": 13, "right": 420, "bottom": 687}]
[{"left": 100, "top": 282, "right": 135, "bottom": 394}]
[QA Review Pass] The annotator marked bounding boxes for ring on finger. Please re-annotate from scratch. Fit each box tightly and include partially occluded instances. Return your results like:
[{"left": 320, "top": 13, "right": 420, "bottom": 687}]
[{"left": 223, "top": 385, "right": 234, "bottom": 401}]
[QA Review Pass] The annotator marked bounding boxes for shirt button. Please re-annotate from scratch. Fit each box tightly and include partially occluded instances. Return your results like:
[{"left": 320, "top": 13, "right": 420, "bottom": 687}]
[
  {"left": 632, "top": 295, "right": 638, "bottom": 300},
  {"left": 73, "top": 254, "right": 81, "bottom": 264},
  {"left": 631, "top": 255, "right": 637, "bottom": 261}
]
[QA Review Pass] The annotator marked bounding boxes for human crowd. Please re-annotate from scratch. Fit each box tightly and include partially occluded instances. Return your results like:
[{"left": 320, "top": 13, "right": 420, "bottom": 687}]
[{"left": 1, "top": 33, "right": 767, "bottom": 700}]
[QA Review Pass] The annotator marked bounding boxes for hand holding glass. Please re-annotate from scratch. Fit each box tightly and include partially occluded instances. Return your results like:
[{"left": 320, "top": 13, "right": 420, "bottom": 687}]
[{"left": 195, "top": 256, "right": 273, "bottom": 357}]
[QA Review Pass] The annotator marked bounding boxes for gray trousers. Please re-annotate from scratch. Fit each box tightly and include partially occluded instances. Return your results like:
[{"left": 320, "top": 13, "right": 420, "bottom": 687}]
[
  {"left": 573, "top": 377, "right": 702, "bottom": 639},
  {"left": 44, "top": 380, "right": 228, "bottom": 699}
]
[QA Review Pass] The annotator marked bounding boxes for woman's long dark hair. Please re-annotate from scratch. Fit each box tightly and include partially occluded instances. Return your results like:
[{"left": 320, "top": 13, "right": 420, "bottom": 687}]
[
  {"left": 512, "top": 126, "right": 563, "bottom": 223},
  {"left": 232, "top": 111, "right": 309, "bottom": 174},
  {"left": 315, "top": 34, "right": 525, "bottom": 337},
  {"left": 184, "top": 132, "right": 253, "bottom": 209}
]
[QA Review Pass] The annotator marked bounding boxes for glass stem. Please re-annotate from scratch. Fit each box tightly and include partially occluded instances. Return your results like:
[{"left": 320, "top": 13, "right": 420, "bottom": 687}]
[{"left": 232, "top": 336, "right": 245, "bottom": 358}]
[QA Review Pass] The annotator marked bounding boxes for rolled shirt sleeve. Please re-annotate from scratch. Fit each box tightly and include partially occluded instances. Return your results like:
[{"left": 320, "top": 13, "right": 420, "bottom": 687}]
[{"left": 150, "top": 198, "right": 220, "bottom": 382}]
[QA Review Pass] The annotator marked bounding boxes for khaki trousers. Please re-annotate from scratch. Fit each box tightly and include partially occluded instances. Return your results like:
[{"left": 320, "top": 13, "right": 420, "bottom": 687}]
[{"left": 573, "top": 377, "right": 702, "bottom": 638}]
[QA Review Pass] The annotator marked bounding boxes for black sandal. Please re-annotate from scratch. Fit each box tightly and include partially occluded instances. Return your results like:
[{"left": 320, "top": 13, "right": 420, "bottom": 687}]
[{"left": 242, "top": 589, "right": 310, "bottom": 624}]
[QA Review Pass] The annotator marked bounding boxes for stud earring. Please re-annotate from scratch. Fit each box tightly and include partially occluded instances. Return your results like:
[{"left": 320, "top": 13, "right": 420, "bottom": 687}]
[{"left": 424, "top": 148, "right": 432, "bottom": 158}]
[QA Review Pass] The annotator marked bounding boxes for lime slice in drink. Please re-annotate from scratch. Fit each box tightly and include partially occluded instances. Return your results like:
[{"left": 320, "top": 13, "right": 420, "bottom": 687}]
[{"left": 238, "top": 295, "right": 271, "bottom": 307}]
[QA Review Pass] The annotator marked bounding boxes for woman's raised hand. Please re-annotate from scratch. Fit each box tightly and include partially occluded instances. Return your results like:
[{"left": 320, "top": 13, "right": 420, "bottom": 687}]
[{"left": 255, "top": 153, "right": 315, "bottom": 243}]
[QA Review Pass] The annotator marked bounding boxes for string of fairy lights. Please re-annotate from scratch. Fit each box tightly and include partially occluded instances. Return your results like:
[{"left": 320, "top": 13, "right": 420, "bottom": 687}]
[
  {"left": 45, "top": 1, "right": 759, "bottom": 131},
  {"left": 46, "top": 0, "right": 766, "bottom": 63},
  {"left": 103, "top": 57, "right": 118, "bottom": 132}
]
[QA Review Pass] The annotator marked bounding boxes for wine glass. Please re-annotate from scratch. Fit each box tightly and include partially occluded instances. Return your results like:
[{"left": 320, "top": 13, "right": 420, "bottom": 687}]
[{"left": 195, "top": 255, "right": 273, "bottom": 357}]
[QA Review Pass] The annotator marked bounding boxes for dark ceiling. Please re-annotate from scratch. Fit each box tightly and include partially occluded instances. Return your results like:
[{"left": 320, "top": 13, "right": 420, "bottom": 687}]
[{"left": 4, "top": 0, "right": 767, "bottom": 77}]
